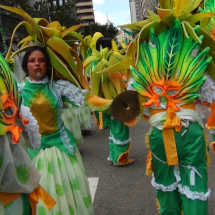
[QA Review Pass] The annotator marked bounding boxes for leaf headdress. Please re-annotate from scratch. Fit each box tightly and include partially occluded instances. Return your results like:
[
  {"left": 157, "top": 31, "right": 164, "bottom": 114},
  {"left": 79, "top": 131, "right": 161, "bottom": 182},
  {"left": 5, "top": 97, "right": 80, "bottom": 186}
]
[
  {"left": 0, "top": 5, "right": 88, "bottom": 89},
  {"left": 96, "top": 0, "right": 215, "bottom": 111}
]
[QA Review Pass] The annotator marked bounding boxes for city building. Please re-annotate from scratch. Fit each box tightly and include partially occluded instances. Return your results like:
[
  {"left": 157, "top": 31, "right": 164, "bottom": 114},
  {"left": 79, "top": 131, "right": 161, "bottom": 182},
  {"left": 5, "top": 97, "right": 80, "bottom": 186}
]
[
  {"left": 76, "top": 0, "right": 95, "bottom": 26},
  {"left": 129, "top": 0, "right": 159, "bottom": 22}
]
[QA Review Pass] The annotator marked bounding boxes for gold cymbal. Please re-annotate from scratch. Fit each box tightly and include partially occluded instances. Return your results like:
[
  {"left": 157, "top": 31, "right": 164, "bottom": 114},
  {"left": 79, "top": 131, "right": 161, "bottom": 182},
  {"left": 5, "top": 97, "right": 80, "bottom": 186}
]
[{"left": 110, "top": 90, "right": 140, "bottom": 122}]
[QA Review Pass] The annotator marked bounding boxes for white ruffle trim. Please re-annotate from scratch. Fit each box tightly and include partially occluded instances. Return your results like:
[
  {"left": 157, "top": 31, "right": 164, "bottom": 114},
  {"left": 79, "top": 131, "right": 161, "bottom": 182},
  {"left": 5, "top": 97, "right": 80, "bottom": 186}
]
[
  {"left": 198, "top": 74, "right": 215, "bottom": 104},
  {"left": 54, "top": 80, "right": 85, "bottom": 107},
  {"left": 20, "top": 105, "right": 41, "bottom": 149},
  {"left": 25, "top": 76, "right": 48, "bottom": 84},
  {"left": 151, "top": 176, "right": 179, "bottom": 192},
  {"left": 109, "top": 136, "right": 131, "bottom": 145},
  {"left": 178, "top": 184, "right": 211, "bottom": 201}
]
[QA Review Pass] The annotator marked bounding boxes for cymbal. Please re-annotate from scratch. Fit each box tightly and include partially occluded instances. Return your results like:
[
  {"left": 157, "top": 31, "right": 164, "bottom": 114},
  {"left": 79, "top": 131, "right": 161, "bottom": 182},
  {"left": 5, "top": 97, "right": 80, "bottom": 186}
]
[{"left": 111, "top": 90, "right": 140, "bottom": 122}]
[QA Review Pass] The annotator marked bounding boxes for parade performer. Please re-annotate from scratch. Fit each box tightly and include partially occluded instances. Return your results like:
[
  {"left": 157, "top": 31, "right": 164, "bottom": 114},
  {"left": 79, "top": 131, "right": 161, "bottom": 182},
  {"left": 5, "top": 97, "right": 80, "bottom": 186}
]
[
  {"left": 0, "top": 53, "right": 56, "bottom": 214},
  {"left": 83, "top": 35, "right": 135, "bottom": 166},
  {"left": 0, "top": 5, "right": 94, "bottom": 215},
  {"left": 88, "top": 0, "right": 215, "bottom": 213}
]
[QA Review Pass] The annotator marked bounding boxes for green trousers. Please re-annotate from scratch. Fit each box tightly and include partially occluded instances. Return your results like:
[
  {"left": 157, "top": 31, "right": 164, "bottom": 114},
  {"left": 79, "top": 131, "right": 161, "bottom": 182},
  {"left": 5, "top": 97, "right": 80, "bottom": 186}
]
[
  {"left": 149, "top": 122, "right": 209, "bottom": 215},
  {"left": 106, "top": 115, "right": 130, "bottom": 164}
]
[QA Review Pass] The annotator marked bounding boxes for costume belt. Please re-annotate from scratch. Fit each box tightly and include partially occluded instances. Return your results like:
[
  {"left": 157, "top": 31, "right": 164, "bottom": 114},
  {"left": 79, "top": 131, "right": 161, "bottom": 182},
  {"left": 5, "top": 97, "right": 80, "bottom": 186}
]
[
  {"left": 150, "top": 103, "right": 196, "bottom": 166},
  {"left": 0, "top": 185, "right": 56, "bottom": 215}
]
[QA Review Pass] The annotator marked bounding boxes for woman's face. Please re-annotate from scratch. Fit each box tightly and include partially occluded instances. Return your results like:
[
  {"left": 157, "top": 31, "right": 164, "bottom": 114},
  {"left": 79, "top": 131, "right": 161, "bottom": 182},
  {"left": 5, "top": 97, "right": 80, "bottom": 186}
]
[{"left": 27, "top": 50, "right": 47, "bottom": 81}]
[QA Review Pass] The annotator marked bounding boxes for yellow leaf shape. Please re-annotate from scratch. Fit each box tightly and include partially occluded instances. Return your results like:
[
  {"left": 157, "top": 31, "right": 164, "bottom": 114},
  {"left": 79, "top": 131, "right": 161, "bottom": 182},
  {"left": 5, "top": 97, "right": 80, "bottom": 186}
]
[
  {"left": 91, "top": 62, "right": 102, "bottom": 96},
  {"left": 83, "top": 56, "right": 99, "bottom": 67},
  {"left": 183, "top": 21, "right": 202, "bottom": 43},
  {"left": 112, "top": 40, "right": 118, "bottom": 51},
  {"left": 97, "top": 55, "right": 133, "bottom": 74},
  {"left": 34, "top": 18, "right": 49, "bottom": 27},
  {"left": 186, "top": 12, "right": 215, "bottom": 24},
  {"left": 46, "top": 47, "right": 81, "bottom": 89},
  {"left": 0, "top": 5, "right": 43, "bottom": 42},
  {"left": 148, "top": 10, "right": 159, "bottom": 21},
  {"left": 173, "top": 0, "right": 190, "bottom": 18},
  {"left": 46, "top": 36, "right": 77, "bottom": 72},
  {"left": 109, "top": 72, "right": 121, "bottom": 95},
  {"left": 40, "top": 26, "right": 61, "bottom": 38},
  {"left": 61, "top": 24, "right": 82, "bottom": 38},
  {"left": 18, "top": 36, "right": 34, "bottom": 47},
  {"left": 119, "top": 20, "right": 150, "bottom": 30},
  {"left": 91, "top": 32, "right": 103, "bottom": 47},
  {"left": 46, "top": 21, "right": 64, "bottom": 31},
  {"left": 92, "top": 49, "right": 101, "bottom": 60}
]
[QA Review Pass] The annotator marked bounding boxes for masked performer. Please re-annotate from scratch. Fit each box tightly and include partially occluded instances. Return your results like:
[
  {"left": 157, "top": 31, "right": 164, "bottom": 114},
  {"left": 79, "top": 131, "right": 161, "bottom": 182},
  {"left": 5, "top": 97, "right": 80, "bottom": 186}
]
[
  {"left": 86, "top": 0, "right": 215, "bottom": 213},
  {"left": 0, "top": 53, "right": 56, "bottom": 215}
]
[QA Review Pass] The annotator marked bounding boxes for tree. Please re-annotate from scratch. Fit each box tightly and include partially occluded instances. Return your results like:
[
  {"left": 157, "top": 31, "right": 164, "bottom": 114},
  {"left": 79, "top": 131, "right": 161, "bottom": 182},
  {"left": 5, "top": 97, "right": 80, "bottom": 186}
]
[{"left": 82, "top": 22, "right": 119, "bottom": 39}]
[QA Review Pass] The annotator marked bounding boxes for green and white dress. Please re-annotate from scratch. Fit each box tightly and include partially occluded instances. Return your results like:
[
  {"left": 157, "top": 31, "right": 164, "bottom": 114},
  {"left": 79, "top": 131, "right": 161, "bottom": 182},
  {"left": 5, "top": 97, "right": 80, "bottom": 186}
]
[{"left": 18, "top": 77, "right": 94, "bottom": 215}]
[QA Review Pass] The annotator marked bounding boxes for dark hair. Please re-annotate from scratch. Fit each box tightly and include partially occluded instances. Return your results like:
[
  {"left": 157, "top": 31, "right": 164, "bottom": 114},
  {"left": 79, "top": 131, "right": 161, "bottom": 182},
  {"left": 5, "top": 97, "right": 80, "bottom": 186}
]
[
  {"left": 96, "top": 38, "right": 112, "bottom": 51},
  {"left": 22, "top": 46, "right": 51, "bottom": 78}
]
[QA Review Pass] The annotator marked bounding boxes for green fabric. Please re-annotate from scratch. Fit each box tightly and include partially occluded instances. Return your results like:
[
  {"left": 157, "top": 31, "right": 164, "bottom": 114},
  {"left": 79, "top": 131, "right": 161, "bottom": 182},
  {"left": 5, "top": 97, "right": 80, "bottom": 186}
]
[
  {"left": 157, "top": 189, "right": 182, "bottom": 215},
  {"left": 107, "top": 117, "right": 129, "bottom": 142},
  {"left": 108, "top": 141, "right": 129, "bottom": 163},
  {"left": 149, "top": 122, "right": 208, "bottom": 215},
  {"left": 105, "top": 114, "right": 130, "bottom": 163},
  {"left": 20, "top": 194, "right": 31, "bottom": 215},
  {"left": 29, "top": 127, "right": 76, "bottom": 158},
  {"left": 22, "top": 80, "right": 76, "bottom": 158},
  {"left": 181, "top": 194, "right": 208, "bottom": 215}
]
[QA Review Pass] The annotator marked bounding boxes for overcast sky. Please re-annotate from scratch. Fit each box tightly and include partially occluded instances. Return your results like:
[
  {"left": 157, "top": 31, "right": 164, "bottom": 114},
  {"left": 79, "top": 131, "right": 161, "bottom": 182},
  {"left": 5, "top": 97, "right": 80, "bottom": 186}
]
[{"left": 92, "top": 0, "right": 131, "bottom": 26}]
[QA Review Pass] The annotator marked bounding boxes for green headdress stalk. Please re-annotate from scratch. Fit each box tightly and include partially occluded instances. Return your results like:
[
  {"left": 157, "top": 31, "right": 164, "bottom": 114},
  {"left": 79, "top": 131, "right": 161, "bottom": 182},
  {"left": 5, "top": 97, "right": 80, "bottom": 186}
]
[
  {"left": 130, "top": 19, "right": 211, "bottom": 111},
  {"left": 0, "top": 5, "right": 88, "bottom": 89}
]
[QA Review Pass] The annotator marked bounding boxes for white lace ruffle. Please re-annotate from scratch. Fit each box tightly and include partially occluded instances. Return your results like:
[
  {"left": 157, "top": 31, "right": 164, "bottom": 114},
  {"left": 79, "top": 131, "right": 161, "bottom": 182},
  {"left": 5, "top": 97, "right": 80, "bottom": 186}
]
[
  {"left": 178, "top": 184, "right": 211, "bottom": 201},
  {"left": 54, "top": 80, "right": 85, "bottom": 107},
  {"left": 198, "top": 73, "right": 215, "bottom": 104},
  {"left": 151, "top": 175, "right": 179, "bottom": 192},
  {"left": 109, "top": 136, "right": 131, "bottom": 145},
  {"left": 20, "top": 105, "right": 41, "bottom": 149},
  {"left": 25, "top": 76, "right": 48, "bottom": 84}
]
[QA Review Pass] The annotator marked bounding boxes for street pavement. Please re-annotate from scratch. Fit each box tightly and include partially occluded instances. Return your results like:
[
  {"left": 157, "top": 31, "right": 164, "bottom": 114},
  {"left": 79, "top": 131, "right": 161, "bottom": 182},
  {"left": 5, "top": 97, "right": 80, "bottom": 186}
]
[{"left": 79, "top": 114, "right": 215, "bottom": 215}]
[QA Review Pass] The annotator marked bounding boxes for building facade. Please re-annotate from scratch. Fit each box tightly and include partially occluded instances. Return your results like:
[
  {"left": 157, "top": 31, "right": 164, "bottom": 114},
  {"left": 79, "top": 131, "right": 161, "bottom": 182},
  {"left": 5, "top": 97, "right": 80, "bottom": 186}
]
[
  {"left": 76, "top": 0, "right": 95, "bottom": 26},
  {"left": 129, "top": 0, "right": 159, "bottom": 22}
]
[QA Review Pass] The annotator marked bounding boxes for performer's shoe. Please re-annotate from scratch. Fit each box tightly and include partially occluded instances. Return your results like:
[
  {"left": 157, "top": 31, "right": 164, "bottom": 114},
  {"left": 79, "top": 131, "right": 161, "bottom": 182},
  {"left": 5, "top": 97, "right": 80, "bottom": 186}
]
[
  {"left": 114, "top": 158, "right": 135, "bottom": 167},
  {"left": 107, "top": 157, "right": 113, "bottom": 165}
]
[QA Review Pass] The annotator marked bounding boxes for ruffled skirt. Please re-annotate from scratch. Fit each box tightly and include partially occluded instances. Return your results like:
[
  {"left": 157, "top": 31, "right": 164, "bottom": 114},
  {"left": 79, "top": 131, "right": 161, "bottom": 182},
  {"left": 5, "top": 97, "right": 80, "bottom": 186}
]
[{"left": 32, "top": 146, "right": 94, "bottom": 215}]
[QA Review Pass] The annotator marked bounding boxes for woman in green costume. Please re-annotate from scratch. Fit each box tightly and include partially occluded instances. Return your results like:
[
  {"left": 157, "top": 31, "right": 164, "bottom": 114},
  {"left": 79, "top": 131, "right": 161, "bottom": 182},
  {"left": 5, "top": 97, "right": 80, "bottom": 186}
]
[{"left": 18, "top": 46, "right": 94, "bottom": 215}]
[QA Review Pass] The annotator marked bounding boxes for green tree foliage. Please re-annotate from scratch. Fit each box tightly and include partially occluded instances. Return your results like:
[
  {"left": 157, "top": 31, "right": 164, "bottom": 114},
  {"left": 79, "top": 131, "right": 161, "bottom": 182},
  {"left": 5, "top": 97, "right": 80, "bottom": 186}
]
[{"left": 82, "top": 22, "right": 119, "bottom": 39}]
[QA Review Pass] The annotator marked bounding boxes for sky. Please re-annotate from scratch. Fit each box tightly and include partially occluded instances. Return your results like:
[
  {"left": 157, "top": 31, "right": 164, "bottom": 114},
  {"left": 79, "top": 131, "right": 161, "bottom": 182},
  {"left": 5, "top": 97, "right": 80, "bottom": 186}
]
[{"left": 92, "top": 0, "right": 131, "bottom": 27}]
